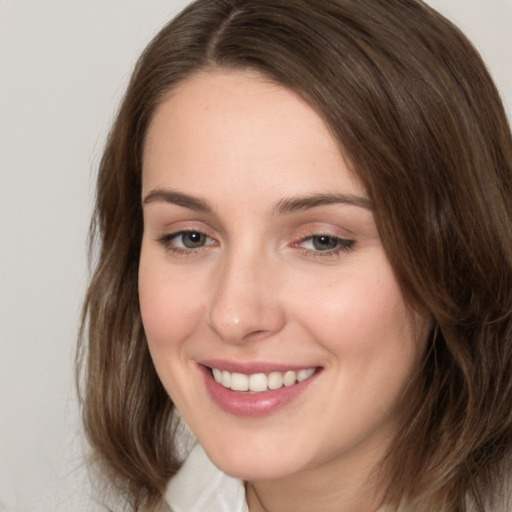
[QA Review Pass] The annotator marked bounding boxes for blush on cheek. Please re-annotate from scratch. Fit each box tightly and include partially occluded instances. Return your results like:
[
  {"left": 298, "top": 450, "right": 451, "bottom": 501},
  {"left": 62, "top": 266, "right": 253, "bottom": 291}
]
[
  {"left": 139, "top": 272, "right": 206, "bottom": 356},
  {"left": 141, "top": 298, "right": 185, "bottom": 347},
  {"left": 139, "top": 275, "right": 175, "bottom": 347},
  {"left": 305, "top": 274, "right": 415, "bottom": 363}
]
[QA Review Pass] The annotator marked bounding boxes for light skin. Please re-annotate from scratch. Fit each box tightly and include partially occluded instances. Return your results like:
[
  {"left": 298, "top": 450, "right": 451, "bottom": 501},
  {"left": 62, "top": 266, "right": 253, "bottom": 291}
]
[{"left": 139, "top": 70, "right": 429, "bottom": 512}]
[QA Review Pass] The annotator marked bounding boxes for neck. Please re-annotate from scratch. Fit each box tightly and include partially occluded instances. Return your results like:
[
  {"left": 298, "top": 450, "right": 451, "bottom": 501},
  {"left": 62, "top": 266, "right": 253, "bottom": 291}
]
[{"left": 245, "top": 457, "right": 384, "bottom": 512}]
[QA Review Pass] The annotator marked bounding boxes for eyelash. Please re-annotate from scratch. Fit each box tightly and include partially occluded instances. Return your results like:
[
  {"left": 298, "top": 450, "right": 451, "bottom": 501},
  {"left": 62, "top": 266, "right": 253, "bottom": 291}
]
[
  {"left": 157, "top": 230, "right": 217, "bottom": 255},
  {"left": 156, "top": 230, "right": 355, "bottom": 258},
  {"left": 293, "top": 234, "right": 355, "bottom": 258}
]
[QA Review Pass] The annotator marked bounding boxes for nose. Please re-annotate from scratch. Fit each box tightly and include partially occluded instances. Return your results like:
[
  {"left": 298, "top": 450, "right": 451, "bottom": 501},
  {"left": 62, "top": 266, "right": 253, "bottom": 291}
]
[{"left": 207, "top": 249, "right": 286, "bottom": 344}]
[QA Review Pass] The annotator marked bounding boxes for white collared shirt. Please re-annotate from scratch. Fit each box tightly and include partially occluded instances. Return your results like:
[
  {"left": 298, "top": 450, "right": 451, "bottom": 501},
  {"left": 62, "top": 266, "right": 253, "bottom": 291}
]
[{"left": 164, "top": 443, "right": 248, "bottom": 512}]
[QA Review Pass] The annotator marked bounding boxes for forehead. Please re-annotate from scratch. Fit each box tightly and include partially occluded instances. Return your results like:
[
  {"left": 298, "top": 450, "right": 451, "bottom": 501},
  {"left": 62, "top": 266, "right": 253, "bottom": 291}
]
[{"left": 142, "top": 69, "right": 364, "bottom": 200}]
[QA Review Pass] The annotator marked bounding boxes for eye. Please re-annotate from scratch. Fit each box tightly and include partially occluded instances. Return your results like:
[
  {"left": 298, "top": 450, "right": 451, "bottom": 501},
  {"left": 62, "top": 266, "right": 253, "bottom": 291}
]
[
  {"left": 295, "top": 234, "right": 354, "bottom": 255},
  {"left": 174, "top": 231, "right": 210, "bottom": 248},
  {"left": 307, "top": 235, "right": 345, "bottom": 251},
  {"left": 158, "top": 230, "right": 216, "bottom": 252}
]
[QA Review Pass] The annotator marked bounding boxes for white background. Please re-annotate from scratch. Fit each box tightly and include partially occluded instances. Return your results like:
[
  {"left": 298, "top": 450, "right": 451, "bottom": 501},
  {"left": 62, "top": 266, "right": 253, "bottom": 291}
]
[{"left": 1, "top": 1, "right": 511, "bottom": 510}]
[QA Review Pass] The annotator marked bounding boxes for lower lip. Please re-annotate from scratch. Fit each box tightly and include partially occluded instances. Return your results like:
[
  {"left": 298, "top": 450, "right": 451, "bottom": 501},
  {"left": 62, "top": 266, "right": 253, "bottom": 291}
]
[{"left": 198, "top": 365, "right": 320, "bottom": 417}]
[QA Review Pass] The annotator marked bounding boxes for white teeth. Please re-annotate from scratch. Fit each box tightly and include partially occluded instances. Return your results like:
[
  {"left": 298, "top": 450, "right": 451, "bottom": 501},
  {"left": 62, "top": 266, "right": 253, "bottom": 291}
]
[
  {"left": 221, "top": 370, "right": 231, "bottom": 388},
  {"left": 283, "top": 370, "right": 296, "bottom": 387},
  {"left": 230, "top": 372, "right": 249, "bottom": 391},
  {"left": 211, "top": 367, "right": 316, "bottom": 393},
  {"left": 297, "top": 368, "right": 315, "bottom": 382},
  {"left": 267, "top": 372, "right": 283, "bottom": 390},
  {"left": 249, "top": 373, "right": 267, "bottom": 392}
]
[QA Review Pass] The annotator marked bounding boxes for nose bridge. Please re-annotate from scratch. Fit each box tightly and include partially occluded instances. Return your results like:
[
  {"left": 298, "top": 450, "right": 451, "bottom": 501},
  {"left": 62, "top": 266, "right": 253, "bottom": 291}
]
[{"left": 208, "top": 243, "right": 284, "bottom": 343}]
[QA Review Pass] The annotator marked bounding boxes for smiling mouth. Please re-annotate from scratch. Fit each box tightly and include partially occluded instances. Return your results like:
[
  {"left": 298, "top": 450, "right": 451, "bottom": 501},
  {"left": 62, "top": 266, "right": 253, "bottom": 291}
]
[{"left": 208, "top": 367, "right": 318, "bottom": 393}]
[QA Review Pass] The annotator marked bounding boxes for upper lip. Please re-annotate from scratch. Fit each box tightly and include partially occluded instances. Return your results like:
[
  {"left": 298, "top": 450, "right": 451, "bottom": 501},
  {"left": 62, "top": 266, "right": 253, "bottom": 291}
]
[{"left": 197, "top": 359, "right": 320, "bottom": 374}]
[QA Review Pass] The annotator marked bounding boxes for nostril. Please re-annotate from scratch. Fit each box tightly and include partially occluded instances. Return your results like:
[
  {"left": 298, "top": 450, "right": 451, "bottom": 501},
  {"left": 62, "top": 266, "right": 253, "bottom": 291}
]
[{"left": 243, "top": 329, "right": 270, "bottom": 341}]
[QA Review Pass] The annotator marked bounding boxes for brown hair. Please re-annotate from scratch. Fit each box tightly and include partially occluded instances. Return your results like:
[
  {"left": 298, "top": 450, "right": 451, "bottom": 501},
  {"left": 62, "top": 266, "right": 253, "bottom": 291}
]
[{"left": 77, "top": 0, "right": 512, "bottom": 510}]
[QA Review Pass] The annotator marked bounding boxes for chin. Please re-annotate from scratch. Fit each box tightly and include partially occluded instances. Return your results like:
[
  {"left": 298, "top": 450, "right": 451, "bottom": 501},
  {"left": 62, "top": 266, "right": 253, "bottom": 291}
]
[
  {"left": 202, "top": 437, "right": 308, "bottom": 481},
  {"left": 214, "top": 457, "right": 301, "bottom": 482}
]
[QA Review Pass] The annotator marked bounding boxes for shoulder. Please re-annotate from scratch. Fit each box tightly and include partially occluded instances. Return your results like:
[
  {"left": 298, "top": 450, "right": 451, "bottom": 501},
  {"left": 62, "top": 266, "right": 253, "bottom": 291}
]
[{"left": 164, "top": 443, "right": 247, "bottom": 512}]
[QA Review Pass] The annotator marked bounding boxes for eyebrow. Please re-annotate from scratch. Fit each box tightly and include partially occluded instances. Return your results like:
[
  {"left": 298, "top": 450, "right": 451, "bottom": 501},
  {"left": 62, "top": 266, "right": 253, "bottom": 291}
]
[
  {"left": 275, "top": 193, "right": 373, "bottom": 214},
  {"left": 143, "top": 189, "right": 213, "bottom": 212},
  {"left": 142, "top": 188, "right": 373, "bottom": 213}
]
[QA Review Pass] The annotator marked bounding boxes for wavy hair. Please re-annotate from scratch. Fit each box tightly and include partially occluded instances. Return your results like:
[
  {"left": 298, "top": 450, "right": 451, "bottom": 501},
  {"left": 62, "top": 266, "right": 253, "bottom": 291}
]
[{"left": 77, "top": 0, "right": 512, "bottom": 510}]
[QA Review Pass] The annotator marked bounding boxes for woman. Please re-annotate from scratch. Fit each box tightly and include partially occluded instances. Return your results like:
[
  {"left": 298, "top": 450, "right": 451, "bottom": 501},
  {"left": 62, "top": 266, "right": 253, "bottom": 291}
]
[{"left": 78, "top": 0, "right": 512, "bottom": 510}]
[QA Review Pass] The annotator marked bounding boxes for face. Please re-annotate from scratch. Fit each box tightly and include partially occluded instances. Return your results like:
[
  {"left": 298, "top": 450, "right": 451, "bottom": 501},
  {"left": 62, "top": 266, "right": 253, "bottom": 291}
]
[{"left": 139, "top": 70, "right": 428, "bottom": 483}]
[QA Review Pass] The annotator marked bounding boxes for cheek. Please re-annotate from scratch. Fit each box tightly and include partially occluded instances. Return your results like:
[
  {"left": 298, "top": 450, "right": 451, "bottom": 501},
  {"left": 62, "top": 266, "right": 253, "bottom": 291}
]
[
  {"left": 293, "top": 256, "right": 421, "bottom": 371},
  {"left": 138, "top": 251, "right": 205, "bottom": 353}
]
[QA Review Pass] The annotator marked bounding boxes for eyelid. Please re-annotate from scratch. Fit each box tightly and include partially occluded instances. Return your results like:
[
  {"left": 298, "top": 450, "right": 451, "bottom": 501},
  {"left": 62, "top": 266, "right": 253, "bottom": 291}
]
[
  {"left": 156, "top": 227, "right": 218, "bottom": 254},
  {"left": 290, "top": 223, "right": 356, "bottom": 258},
  {"left": 292, "top": 234, "right": 354, "bottom": 254}
]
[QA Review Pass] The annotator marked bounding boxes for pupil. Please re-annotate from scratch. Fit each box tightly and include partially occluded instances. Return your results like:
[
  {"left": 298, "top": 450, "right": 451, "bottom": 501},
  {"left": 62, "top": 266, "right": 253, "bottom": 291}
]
[
  {"left": 313, "top": 235, "right": 338, "bottom": 251},
  {"left": 183, "top": 232, "right": 204, "bottom": 248}
]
